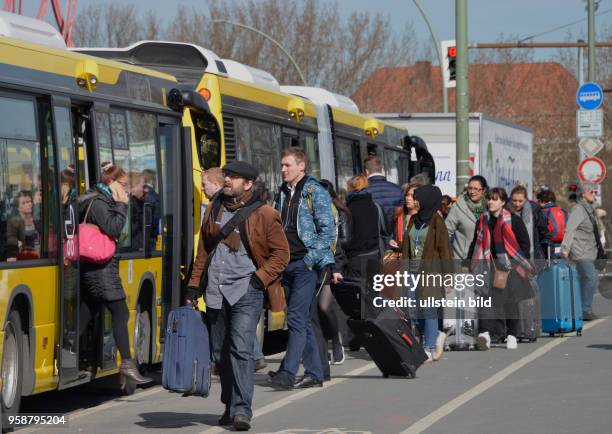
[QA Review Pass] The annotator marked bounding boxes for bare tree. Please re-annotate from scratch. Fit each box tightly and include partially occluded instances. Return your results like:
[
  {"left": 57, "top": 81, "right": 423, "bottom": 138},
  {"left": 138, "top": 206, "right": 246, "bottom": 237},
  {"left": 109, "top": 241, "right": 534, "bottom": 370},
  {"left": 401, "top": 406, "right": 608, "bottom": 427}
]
[
  {"left": 164, "top": 0, "right": 419, "bottom": 95},
  {"left": 72, "top": 3, "right": 145, "bottom": 47}
]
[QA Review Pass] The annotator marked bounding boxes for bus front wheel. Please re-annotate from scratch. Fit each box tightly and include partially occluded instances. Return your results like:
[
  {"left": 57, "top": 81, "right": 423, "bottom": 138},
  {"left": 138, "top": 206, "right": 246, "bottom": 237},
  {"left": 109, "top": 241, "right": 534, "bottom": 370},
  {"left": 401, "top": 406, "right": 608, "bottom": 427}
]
[{"left": 2, "top": 310, "right": 24, "bottom": 428}]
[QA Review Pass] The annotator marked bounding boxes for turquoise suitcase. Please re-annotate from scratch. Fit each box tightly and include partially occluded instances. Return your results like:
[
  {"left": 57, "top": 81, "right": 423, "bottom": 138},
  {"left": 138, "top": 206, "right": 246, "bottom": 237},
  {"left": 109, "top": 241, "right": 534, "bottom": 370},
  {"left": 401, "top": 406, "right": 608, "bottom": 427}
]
[{"left": 537, "top": 262, "right": 583, "bottom": 336}]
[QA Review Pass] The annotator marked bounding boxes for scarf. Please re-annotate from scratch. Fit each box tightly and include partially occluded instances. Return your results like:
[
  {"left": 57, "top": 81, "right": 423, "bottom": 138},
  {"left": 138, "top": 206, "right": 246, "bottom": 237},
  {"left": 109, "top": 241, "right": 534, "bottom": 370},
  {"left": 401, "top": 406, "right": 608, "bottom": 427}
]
[
  {"left": 95, "top": 182, "right": 113, "bottom": 199},
  {"left": 206, "top": 189, "right": 255, "bottom": 252},
  {"left": 465, "top": 194, "right": 485, "bottom": 220},
  {"left": 470, "top": 208, "right": 533, "bottom": 279},
  {"left": 414, "top": 185, "right": 442, "bottom": 227}
]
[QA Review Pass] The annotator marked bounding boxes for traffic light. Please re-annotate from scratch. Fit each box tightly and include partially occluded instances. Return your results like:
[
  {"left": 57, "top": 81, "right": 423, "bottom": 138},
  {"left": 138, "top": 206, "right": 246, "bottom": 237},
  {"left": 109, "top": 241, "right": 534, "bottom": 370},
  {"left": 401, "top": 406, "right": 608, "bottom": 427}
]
[
  {"left": 441, "top": 40, "right": 456, "bottom": 88},
  {"left": 568, "top": 182, "right": 579, "bottom": 203},
  {"left": 447, "top": 46, "right": 456, "bottom": 81}
]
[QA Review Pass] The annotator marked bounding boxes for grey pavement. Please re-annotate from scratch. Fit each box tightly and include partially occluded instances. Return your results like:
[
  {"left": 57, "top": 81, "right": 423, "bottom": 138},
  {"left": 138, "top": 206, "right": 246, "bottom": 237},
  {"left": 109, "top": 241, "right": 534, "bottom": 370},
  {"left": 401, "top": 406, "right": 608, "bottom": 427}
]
[{"left": 19, "top": 293, "right": 612, "bottom": 434}]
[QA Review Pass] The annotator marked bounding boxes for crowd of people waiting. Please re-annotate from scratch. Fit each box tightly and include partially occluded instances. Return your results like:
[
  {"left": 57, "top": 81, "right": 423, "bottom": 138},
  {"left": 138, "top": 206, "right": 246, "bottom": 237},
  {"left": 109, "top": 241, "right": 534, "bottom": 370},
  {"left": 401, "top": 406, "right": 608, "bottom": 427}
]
[
  {"left": 3, "top": 147, "right": 606, "bottom": 432},
  {"left": 184, "top": 148, "right": 608, "bottom": 431}
]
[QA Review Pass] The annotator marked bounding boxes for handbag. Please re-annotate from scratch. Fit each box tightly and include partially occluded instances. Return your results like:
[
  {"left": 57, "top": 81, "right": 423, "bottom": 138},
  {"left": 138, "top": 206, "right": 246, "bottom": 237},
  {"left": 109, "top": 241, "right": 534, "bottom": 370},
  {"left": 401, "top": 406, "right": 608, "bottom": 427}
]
[
  {"left": 79, "top": 197, "right": 116, "bottom": 264},
  {"left": 491, "top": 260, "right": 510, "bottom": 289}
]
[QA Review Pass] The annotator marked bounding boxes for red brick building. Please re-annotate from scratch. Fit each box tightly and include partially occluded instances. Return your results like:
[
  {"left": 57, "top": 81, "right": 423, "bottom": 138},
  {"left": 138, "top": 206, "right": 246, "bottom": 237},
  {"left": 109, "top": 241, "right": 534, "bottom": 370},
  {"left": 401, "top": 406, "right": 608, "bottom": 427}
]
[{"left": 352, "top": 61, "right": 600, "bottom": 208}]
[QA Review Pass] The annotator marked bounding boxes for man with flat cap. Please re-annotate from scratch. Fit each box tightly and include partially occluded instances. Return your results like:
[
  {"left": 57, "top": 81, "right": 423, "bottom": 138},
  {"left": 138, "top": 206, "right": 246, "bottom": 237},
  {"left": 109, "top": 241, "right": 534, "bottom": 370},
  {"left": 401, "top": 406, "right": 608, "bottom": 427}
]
[{"left": 187, "top": 161, "right": 289, "bottom": 431}]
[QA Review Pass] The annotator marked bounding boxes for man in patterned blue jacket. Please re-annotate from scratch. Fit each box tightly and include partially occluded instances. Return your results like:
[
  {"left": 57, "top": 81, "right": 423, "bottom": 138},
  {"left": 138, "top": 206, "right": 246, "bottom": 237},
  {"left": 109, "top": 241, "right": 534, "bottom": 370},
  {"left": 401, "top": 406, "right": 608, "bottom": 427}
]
[{"left": 268, "top": 147, "right": 336, "bottom": 389}]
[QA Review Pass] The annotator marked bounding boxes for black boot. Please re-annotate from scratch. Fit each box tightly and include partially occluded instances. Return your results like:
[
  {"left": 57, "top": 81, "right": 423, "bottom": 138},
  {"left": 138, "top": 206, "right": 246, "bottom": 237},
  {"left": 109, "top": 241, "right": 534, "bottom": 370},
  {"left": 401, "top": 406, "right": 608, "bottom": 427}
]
[{"left": 120, "top": 359, "right": 152, "bottom": 384}]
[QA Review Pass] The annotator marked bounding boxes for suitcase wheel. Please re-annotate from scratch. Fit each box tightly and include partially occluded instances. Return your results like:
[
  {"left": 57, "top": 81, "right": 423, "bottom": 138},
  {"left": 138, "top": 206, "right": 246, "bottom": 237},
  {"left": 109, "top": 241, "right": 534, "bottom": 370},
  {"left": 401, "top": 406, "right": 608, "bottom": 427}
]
[{"left": 577, "top": 330, "right": 583, "bottom": 337}]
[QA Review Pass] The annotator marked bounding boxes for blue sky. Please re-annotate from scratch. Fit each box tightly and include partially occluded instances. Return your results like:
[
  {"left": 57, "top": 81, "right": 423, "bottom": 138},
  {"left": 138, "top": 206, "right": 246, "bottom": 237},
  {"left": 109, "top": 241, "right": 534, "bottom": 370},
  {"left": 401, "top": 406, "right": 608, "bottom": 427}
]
[{"left": 23, "top": 0, "right": 612, "bottom": 58}]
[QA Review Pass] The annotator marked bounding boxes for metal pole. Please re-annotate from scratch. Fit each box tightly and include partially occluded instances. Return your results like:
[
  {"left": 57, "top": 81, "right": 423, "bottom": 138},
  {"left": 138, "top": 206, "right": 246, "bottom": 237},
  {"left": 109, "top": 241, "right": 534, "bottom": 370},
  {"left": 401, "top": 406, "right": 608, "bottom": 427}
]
[
  {"left": 578, "top": 40, "right": 585, "bottom": 85},
  {"left": 412, "top": 0, "right": 448, "bottom": 113},
  {"left": 578, "top": 40, "right": 585, "bottom": 163},
  {"left": 212, "top": 19, "right": 307, "bottom": 86},
  {"left": 469, "top": 41, "right": 612, "bottom": 48},
  {"left": 455, "top": 0, "right": 470, "bottom": 195},
  {"left": 588, "top": 0, "right": 596, "bottom": 82}
]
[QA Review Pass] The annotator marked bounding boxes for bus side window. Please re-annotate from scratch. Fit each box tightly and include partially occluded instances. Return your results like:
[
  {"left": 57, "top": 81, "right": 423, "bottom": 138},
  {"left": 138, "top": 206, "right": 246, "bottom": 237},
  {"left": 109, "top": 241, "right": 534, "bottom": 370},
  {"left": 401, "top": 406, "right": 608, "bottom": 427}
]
[
  {"left": 125, "top": 110, "right": 161, "bottom": 253},
  {"left": 95, "top": 112, "right": 113, "bottom": 165},
  {"left": 300, "top": 133, "right": 320, "bottom": 181},
  {"left": 0, "top": 95, "right": 45, "bottom": 262},
  {"left": 335, "top": 137, "right": 359, "bottom": 195}
]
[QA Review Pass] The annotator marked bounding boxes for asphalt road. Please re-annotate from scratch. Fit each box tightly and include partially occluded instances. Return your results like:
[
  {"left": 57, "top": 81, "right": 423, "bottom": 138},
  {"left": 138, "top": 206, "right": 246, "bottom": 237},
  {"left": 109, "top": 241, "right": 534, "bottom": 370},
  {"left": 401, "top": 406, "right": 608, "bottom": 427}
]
[{"left": 18, "top": 293, "right": 612, "bottom": 434}]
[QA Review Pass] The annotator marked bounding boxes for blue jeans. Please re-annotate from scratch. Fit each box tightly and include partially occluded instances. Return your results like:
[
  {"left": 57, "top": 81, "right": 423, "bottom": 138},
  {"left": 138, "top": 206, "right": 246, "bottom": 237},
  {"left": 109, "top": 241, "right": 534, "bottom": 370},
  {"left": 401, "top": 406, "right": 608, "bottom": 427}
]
[
  {"left": 576, "top": 261, "right": 600, "bottom": 314},
  {"left": 406, "top": 288, "right": 439, "bottom": 350},
  {"left": 208, "top": 285, "right": 264, "bottom": 419},
  {"left": 253, "top": 335, "right": 264, "bottom": 361},
  {"left": 277, "top": 260, "right": 324, "bottom": 383}
]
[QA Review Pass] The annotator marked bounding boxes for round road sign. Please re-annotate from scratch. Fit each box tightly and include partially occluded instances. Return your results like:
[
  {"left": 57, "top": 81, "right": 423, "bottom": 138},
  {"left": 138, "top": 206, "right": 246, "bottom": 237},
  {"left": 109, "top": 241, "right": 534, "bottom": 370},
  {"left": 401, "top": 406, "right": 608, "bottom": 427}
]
[
  {"left": 577, "top": 156, "right": 607, "bottom": 184},
  {"left": 576, "top": 82, "right": 604, "bottom": 110}
]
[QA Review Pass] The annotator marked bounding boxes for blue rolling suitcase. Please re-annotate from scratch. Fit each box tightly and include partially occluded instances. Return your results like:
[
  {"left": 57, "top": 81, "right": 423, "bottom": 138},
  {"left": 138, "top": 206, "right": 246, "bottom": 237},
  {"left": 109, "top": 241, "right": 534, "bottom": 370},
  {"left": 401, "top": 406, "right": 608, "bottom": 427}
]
[
  {"left": 537, "top": 261, "right": 583, "bottom": 336},
  {"left": 162, "top": 306, "right": 211, "bottom": 396}
]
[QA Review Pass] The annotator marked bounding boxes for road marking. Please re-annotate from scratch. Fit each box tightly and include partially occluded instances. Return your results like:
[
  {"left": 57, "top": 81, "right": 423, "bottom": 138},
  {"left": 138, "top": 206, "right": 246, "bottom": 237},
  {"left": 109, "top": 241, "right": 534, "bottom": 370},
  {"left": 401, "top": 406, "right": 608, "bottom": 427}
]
[
  {"left": 18, "top": 385, "right": 165, "bottom": 433},
  {"left": 400, "top": 318, "right": 607, "bottom": 434},
  {"left": 198, "top": 362, "right": 377, "bottom": 434}
]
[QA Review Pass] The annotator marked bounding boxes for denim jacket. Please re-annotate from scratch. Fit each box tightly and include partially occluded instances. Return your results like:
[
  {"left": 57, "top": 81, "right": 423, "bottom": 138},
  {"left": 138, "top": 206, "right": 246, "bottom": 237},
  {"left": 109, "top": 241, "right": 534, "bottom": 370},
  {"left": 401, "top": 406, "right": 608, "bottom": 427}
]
[{"left": 274, "top": 176, "right": 336, "bottom": 270}]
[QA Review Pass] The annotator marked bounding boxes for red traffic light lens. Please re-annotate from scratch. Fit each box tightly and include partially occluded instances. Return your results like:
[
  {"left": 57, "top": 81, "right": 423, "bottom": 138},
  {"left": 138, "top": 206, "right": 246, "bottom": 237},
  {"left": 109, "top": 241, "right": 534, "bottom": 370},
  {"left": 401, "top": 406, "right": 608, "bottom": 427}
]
[
  {"left": 448, "top": 47, "right": 457, "bottom": 57},
  {"left": 569, "top": 184, "right": 578, "bottom": 191}
]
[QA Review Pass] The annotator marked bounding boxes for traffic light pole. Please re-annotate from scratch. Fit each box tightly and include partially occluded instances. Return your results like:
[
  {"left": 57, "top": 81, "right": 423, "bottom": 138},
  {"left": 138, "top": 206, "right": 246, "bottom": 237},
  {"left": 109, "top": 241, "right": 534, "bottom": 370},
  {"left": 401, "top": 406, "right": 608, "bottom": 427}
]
[
  {"left": 412, "top": 0, "right": 448, "bottom": 113},
  {"left": 455, "top": 0, "right": 470, "bottom": 196},
  {"left": 587, "top": 0, "right": 596, "bottom": 82}
]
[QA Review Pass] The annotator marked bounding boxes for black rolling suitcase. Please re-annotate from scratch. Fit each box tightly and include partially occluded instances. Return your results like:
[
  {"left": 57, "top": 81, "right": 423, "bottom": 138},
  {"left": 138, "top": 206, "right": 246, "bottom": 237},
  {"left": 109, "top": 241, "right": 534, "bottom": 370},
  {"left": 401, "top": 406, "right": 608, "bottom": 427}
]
[
  {"left": 348, "top": 307, "right": 428, "bottom": 378},
  {"left": 332, "top": 278, "right": 378, "bottom": 320}
]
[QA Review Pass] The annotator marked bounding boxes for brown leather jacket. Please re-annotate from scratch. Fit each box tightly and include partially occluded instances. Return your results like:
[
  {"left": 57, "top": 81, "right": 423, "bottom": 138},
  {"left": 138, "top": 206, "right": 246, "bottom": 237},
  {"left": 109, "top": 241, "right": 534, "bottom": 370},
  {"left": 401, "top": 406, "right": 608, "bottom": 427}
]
[{"left": 188, "top": 203, "right": 290, "bottom": 312}]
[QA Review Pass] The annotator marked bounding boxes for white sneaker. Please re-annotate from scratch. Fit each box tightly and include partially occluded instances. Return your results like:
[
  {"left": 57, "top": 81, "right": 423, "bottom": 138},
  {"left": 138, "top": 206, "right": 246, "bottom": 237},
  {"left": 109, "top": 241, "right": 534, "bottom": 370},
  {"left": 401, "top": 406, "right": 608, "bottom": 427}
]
[
  {"left": 477, "top": 331, "right": 491, "bottom": 351},
  {"left": 506, "top": 335, "right": 518, "bottom": 349},
  {"left": 423, "top": 350, "right": 433, "bottom": 364},
  {"left": 432, "top": 332, "right": 447, "bottom": 361},
  {"left": 443, "top": 319, "right": 456, "bottom": 333}
]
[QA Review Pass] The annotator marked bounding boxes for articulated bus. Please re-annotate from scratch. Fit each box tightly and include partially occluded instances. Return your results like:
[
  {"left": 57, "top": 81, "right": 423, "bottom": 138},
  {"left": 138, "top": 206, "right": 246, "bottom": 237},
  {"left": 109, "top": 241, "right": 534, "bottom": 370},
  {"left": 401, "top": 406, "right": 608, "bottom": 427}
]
[
  {"left": 77, "top": 40, "right": 436, "bottom": 335},
  {"left": 76, "top": 40, "right": 436, "bottom": 213},
  {"left": 0, "top": 12, "right": 211, "bottom": 425}
]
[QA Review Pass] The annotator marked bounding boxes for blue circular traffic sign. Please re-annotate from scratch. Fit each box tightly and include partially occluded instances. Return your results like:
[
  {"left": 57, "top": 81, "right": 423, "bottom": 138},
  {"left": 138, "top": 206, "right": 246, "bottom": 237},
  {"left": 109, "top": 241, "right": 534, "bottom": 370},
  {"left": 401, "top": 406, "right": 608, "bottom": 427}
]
[{"left": 576, "top": 82, "right": 604, "bottom": 110}]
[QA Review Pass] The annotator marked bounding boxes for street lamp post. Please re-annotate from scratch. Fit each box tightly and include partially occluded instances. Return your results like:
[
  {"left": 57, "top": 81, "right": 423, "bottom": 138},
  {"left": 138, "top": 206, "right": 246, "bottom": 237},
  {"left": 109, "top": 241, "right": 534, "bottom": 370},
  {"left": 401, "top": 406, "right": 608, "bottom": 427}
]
[
  {"left": 212, "top": 19, "right": 307, "bottom": 86},
  {"left": 455, "top": 0, "right": 470, "bottom": 196},
  {"left": 412, "top": 0, "right": 449, "bottom": 113}
]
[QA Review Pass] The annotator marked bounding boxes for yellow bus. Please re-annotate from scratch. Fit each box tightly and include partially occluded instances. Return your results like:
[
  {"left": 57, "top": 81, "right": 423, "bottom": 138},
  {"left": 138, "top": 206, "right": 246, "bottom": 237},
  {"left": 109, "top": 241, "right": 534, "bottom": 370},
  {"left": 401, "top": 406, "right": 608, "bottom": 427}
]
[
  {"left": 78, "top": 40, "right": 436, "bottom": 337},
  {"left": 0, "top": 12, "right": 209, "bottom": 425},
  {"left": 77, "top": 40, "right": 436, "bottom": 212}
]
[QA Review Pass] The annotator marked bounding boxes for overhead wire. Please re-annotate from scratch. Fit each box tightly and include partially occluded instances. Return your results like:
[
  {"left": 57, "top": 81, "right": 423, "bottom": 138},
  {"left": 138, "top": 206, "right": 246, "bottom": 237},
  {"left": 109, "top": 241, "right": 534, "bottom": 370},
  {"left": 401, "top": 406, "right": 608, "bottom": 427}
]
[{"left": 519, "top": 7, "right": 612, "bottom": 42}]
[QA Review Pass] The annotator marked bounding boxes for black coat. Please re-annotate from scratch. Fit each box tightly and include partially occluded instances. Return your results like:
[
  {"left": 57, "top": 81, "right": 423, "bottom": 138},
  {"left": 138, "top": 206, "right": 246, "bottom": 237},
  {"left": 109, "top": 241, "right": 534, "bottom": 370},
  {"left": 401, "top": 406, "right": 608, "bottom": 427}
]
[
  {"left": 80, "top": 187, "right": 128, "bottom": 302},
  {"left": 343, "top": 192, "right": 380, "bottom": 258}
]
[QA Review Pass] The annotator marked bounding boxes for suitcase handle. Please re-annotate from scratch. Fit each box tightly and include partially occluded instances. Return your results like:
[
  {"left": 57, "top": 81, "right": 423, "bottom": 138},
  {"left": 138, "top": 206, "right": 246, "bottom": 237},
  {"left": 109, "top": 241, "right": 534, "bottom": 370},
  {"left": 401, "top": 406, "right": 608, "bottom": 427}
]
[{"left": 400, "top": 332, "right": 414, "bottom": 346}]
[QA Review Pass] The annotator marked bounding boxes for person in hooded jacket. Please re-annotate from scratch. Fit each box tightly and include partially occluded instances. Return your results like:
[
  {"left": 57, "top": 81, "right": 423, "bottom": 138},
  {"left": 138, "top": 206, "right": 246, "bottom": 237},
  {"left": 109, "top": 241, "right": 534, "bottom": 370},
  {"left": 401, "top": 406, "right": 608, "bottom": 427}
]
[
  {"left": 401, "top": 185, "right": 453, "bottom": 362},
  {"left": 79, "top": 162, "right": 151, "bottom": 385}
]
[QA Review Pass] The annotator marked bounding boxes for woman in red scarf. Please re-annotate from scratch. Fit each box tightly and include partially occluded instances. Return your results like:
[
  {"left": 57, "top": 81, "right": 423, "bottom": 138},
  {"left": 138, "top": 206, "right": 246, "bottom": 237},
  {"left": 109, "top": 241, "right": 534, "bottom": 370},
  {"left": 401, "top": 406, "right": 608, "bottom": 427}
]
[{"left": 467, "top": 187, "right": 533, "bottom": 350}]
